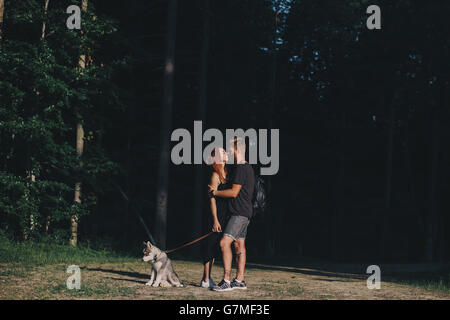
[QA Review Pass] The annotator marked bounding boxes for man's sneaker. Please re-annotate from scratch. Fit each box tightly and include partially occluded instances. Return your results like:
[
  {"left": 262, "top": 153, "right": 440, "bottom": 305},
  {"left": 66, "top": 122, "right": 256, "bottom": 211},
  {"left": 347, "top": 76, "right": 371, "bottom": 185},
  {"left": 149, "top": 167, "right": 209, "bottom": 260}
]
[
  {"left": 212, "top": 279, "right": 233, "bottom": 291},
  {"left": 231, "top": 278, "right": 247, "bottom": 290},
  {"left": 200, "top": 278, "right": 216, "bottom": 288}
]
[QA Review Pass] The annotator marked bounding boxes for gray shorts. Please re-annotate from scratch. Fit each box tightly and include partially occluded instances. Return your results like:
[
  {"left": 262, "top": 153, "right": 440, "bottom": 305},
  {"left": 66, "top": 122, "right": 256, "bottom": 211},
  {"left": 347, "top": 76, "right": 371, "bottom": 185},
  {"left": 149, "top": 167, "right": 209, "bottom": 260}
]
[{"left": 224, "top": 215, "right": 250, "bottom": 240}]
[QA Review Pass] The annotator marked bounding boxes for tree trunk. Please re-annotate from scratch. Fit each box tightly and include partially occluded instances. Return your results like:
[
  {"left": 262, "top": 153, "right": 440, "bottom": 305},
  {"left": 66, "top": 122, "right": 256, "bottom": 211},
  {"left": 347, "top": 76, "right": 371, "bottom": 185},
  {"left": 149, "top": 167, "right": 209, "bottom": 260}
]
[
  {"left": 0, "top": 0, "right": 6, "bottom": 174},
  {"left": 40, "top": 0, "right": 49, "bottom": 232},
  {"left": 41, "top": 0, "right": 49, "bottom": 39},
  {"left": 0, "top": 0, "right": 5, "bottom": 45},
  {"left": 192, "top": 0, "right": 210, "bottom": 256},
  {"left": 154, "top": 0, "right": 177, "bottom": 250},
  {"left": 331, "top": 109, "right": 346, "bottom": 261},
  {"left": 381, "top": 102, "right": 395, "bottom": 260},
  {"left": 437, "top": 87, "right": 447, "bottom": 263},
  {"left": 0, "top": 0, "right": 4, "bottom": 174},
  {"left": 26, "top": 0, "right": 50, "bottom": 239},
  {"left": 385, "top": 106, "right": 395, "bottom": 211},
  {"left": 403, "top": 119, "right": 426, "bottom": 236},
  {"left": 23, "top": 169, "right": 36, "bottom": 240},
  {"left": 122, "top": 66, "right": 137, "bottom": 246},
  {"left": 264, "top": 3, "right": 279, "bottom": 258},
  {"left": 71, "top": 0, "right": 88, "bottom": 247},
  {"left": 426, "top": 106, "right": 440, "bottom": 262},
  {"left": 71, "top": 123, "right": 84, "bottom": 246}
]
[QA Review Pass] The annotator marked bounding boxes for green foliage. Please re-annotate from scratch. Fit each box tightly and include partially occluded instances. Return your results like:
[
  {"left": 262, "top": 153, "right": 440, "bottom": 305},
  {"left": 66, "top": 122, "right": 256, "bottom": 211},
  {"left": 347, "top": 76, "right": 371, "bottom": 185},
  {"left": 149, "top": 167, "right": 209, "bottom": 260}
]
[{"left": 0, "top": 0, "right": 125, "bottom": 241}]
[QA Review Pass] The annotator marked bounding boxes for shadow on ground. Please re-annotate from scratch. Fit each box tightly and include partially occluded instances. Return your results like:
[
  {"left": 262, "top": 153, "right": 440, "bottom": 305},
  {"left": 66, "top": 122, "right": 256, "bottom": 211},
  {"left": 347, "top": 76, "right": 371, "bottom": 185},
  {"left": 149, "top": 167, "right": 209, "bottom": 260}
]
[
  {"left": 84, "top": 267, "right": 148, "bottom": 280},
  {"left": 83, "top": 259, "right": 450, "bottom": 292},
  {"left": 84, "top": 267, "right": 203, "bottom": 287}
]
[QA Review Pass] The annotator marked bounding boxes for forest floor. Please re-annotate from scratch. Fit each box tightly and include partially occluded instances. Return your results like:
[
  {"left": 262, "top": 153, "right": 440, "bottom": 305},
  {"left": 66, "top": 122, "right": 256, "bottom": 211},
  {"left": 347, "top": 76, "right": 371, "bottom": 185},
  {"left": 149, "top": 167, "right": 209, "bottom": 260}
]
[{"left": 1, "top": 258, "right": 450, "bottom": 300}]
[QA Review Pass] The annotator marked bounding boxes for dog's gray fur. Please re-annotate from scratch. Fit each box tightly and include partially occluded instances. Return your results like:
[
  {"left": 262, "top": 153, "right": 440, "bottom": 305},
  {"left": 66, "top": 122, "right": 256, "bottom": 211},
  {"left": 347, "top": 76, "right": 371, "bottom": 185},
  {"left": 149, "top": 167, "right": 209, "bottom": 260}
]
[{"left": 142, "top": 241, "right": 183, "bottom": 287}]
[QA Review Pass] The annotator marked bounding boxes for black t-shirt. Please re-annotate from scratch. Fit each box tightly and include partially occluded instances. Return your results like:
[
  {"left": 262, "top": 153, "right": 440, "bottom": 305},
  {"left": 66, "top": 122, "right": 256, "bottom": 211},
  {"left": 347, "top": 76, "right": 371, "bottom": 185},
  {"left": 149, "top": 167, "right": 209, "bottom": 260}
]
[{"left": 228, "top": 163, "right": 255, "bottom": 219}]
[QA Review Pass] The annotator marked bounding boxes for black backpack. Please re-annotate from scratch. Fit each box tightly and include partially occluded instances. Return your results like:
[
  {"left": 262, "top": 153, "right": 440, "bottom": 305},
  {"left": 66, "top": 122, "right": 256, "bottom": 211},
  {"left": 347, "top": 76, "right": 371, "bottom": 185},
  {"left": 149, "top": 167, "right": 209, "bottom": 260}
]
[{"left": 252, "top": 173, "right": 267, "bottom": 217}]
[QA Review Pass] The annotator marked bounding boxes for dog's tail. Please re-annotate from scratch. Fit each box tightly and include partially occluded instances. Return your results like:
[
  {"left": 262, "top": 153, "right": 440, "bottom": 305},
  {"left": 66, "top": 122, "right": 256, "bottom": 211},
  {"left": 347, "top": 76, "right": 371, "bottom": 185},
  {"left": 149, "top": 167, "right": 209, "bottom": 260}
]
[{"left": 170, "top": 270, "right": 184, "bottom": 287}]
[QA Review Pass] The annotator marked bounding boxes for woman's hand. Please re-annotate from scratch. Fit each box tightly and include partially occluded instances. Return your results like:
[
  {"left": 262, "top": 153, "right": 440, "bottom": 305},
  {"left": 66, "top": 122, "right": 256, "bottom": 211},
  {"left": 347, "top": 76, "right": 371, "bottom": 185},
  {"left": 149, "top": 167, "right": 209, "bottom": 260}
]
[
  {"left": 212, "top": 220, "right": 222, "bottom": 233},
  {"left": 207, "top": 185, "right": 216, "bottom": 198}
]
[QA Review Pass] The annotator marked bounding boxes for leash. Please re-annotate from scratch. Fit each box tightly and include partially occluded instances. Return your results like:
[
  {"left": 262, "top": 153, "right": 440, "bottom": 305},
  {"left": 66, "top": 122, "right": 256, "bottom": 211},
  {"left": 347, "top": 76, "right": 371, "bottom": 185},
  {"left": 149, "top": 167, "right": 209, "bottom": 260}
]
[
  {"left": 111, "top": 180, "right": 213, "bottom": 253},
  {"left": 111, "top": 180, "right": 157, "bottom": 245},
  {"left": 165, "top": 232, "right": 214, "bottom": 254}
]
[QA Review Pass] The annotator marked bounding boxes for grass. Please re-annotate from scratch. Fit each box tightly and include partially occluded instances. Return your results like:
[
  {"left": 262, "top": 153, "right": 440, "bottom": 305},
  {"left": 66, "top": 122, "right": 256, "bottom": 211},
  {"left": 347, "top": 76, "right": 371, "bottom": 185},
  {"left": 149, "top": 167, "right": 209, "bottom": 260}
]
[
  {"left": 47, "top": 282, "right": 139, "bottom": 298},
  {"left": 0, "top": 233, "right": 140, "bottom": 299},
  {"left": 390, "top": 272, "right": 450, "bottom": 294},
  {"left": 1, "top": 233, "right": 450, "bottom": 300},
  {"left": 0, "top": 233, "right": 135, "bottom": 266}
]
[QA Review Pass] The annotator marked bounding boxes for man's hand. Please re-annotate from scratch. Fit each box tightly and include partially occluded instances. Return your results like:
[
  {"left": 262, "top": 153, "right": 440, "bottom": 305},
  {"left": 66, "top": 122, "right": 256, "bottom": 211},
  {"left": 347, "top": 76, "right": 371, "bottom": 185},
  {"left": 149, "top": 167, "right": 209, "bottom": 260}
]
[{"left": 212, "top": 220, "right": 222, "bottom": 232}]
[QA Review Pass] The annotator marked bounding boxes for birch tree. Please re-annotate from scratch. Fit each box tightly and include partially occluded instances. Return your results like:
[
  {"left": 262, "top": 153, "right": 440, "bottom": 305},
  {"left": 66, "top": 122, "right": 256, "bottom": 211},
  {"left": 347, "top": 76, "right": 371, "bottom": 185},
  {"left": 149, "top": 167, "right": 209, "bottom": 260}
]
[
  {"left": 71, "top": 0, "right": 88, "bottom": 247},
  {"left": 0, "top": 0, "right": 5, "bottom": 44}
]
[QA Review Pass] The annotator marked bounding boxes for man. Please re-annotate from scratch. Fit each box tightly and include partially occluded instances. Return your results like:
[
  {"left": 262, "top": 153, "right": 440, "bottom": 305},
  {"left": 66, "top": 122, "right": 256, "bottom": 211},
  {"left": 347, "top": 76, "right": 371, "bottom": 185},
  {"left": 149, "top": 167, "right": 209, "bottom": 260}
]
[{"left": 208, "top": 137, "right": 255, "bottom": 291}]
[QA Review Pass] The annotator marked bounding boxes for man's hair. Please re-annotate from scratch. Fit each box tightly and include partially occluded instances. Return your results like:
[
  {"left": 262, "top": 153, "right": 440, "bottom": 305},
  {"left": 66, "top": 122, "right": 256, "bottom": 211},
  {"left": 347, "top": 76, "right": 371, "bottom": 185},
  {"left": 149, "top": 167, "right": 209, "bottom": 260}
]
[{"left": 230, "top": 137, "right": 246, "bottom": 154}]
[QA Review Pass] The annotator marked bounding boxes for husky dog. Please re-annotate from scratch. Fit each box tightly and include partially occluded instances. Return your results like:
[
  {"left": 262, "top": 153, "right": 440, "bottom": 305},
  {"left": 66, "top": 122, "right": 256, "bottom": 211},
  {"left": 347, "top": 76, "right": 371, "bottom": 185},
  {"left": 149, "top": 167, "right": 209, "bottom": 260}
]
[{"left": 142, "top": 241, "right": 183, "bottom": 287}]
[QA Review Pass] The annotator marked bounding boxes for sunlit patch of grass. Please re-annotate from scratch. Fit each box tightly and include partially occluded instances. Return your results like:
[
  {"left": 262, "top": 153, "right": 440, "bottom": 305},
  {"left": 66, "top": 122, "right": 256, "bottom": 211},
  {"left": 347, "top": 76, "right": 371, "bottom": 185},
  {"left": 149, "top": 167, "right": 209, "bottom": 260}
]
[
  {"left": 272, "top": 279, "right": 289, "bottom": 285},
  {"left": 0, "top": 234, "right": 135, "bottom": 266},
  {"left": 286, "top": 284, "right": 304, "bottom": 296},
  {"left": 401, "top": 278, "right": 450, "bottom": 293},
  {"left": 390, "top": 272, "right": 450, "bottom": 294},
  {"left": 0, "top": 265, "right": 32, "bottom": 278},
  {"left": 46, "top": 282, "right": 139, "bottom": 298}
]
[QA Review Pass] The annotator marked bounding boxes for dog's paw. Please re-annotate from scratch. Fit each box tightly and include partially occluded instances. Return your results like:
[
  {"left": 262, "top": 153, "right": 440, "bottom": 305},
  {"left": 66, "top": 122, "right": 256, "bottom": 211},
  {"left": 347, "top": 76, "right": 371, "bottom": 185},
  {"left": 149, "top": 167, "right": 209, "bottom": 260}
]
[
  {"left": 152, "top": 283, "right": 159, "bottom": 287},
  {"left": 145, "top": 281, "right": 153, "bottom": 286}
]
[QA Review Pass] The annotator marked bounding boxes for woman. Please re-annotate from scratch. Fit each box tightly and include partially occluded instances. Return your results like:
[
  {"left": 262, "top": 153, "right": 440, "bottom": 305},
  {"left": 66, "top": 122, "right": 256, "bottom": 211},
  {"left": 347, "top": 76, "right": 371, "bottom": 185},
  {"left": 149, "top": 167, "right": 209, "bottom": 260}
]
[{"left": 201, "top": 147, "right": 230, "bottom": 288}]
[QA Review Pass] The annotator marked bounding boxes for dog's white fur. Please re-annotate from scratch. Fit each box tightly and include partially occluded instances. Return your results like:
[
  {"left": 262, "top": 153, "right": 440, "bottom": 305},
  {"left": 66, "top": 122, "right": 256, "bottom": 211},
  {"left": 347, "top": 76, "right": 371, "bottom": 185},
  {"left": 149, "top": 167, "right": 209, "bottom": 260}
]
[{"left": 142, "top": 241, "right": 183, "bottom": 287}]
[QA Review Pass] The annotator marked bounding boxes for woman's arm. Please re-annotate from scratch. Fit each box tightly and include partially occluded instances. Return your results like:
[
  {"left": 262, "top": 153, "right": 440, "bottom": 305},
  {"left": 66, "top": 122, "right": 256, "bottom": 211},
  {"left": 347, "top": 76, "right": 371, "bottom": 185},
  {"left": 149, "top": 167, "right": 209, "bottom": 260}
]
[{"left": 209, "top": 173, "right": 222, "bottom": 232}]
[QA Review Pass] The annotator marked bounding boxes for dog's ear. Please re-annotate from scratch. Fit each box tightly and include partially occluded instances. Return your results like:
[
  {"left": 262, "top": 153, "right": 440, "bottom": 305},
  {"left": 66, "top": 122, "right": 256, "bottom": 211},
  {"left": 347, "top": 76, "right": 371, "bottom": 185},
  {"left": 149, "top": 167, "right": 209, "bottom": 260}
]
[
  {"left": 146, "top": 241, "right": 152, "bottom": 247},
  {"left": 143, "top": 241, "right": 147, "bottom": 246}
]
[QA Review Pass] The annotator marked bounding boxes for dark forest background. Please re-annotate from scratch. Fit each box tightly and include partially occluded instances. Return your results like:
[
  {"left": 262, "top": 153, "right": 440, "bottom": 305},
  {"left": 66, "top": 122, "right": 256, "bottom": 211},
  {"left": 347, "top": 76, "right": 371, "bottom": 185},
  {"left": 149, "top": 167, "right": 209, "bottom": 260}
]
[{"left": 1, "top": 0, "right": 449, "bottom": 264}]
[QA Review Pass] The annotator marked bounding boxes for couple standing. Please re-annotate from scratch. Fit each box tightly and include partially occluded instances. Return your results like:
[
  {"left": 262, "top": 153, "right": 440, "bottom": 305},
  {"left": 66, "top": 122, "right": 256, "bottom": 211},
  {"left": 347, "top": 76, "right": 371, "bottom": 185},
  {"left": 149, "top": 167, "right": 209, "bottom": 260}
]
[{"left": 201, "top": 137, "right": 255, "bottom": 291}]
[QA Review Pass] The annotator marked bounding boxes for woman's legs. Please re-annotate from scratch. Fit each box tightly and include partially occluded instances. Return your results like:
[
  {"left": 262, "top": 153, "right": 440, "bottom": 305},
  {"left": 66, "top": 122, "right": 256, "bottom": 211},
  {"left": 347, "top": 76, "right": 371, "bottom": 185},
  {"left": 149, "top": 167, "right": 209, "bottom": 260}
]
[
  {"left": 202, "top": 258, "right": 215, "bottom": 282},
  {"left": 202, "top": 229, "right": 222, "bottom": 282}
]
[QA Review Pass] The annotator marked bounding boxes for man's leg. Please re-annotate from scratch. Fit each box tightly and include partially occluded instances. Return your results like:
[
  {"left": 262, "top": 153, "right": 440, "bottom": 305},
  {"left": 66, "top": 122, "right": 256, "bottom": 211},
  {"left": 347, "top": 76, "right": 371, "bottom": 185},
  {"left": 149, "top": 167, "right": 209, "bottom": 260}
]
[
  {"left": 234, "top": 238, "right": 246, "bottom": 281},
  {"left": 233, "top": 240, "right": 240, "bottom": 267},
  {"left": 213, "top": 216, "right": 245, "bottom": 291},
  {"left": 211, "top": 235, "right": 235, "bottom": 291},
  {"left": 220, "top": 235, "right": 234, "bottom": 281}
]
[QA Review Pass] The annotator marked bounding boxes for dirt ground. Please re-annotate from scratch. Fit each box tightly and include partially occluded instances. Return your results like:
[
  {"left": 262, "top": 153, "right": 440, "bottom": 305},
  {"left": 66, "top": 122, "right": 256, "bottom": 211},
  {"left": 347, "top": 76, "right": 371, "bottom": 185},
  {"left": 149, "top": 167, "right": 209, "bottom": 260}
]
[{"left": 1, "top": 259, "right": 449, "bottom": 300}]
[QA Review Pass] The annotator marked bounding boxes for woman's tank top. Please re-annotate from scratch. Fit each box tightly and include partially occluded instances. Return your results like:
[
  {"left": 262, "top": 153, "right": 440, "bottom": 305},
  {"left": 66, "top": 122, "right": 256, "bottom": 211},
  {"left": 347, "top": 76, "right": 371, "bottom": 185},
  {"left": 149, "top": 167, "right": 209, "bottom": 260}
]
[{"left": 215, "top": 180, "right": 230, "bottom": 223}]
